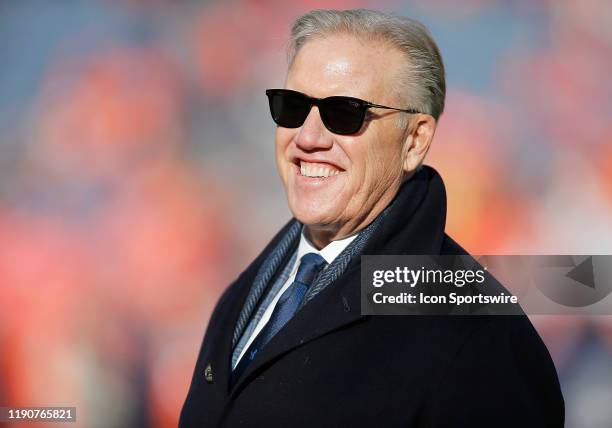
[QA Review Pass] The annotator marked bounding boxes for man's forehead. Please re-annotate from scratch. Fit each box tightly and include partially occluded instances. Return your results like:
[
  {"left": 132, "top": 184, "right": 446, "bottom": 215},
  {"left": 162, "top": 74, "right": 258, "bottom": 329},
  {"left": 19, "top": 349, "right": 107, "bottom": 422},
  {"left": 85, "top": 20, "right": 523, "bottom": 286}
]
[
  {"left": 322, "top": 59, "right": 351, "bottom": 78},
  {"left": 286, "top": 34, "right": 403, "bottom": 99}
]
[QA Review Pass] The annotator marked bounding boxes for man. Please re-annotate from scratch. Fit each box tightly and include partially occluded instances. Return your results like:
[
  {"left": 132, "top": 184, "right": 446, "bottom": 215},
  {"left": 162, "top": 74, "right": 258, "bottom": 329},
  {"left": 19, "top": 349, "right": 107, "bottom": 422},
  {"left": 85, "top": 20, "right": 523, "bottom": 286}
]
[{"left": 180, "top": 9, "right": 564, "bottom": 427}]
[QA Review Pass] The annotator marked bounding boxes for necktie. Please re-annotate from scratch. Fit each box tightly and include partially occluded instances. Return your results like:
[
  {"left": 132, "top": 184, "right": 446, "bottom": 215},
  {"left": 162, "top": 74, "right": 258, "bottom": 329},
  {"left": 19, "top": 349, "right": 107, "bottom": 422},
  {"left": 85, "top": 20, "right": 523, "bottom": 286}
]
[{"left": 231, "top": 253, "right": 327, "bottom": 386}]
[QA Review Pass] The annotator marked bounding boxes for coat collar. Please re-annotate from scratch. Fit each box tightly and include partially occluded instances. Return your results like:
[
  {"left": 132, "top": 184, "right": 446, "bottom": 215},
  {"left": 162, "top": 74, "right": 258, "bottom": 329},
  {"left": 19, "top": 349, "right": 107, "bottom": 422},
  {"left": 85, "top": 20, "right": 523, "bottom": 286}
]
[{"left": 225, "top": 165, "right": 449, "bottom": 397}]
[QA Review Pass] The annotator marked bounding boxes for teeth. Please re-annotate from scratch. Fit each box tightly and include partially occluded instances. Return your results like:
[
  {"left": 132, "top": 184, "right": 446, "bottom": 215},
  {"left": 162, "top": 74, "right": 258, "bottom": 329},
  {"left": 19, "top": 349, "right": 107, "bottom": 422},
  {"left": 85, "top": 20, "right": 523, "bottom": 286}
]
[{"left": 299, "top": 161, "right": 341, "bottom": 178}]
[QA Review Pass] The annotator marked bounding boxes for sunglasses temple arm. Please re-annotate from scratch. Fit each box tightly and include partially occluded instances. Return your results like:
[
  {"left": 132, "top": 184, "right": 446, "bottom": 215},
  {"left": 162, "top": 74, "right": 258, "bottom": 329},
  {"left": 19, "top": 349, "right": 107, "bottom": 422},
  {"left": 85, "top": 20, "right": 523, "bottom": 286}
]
[{"left": 366, "top": 102, "right": 420, "bottom": 114}]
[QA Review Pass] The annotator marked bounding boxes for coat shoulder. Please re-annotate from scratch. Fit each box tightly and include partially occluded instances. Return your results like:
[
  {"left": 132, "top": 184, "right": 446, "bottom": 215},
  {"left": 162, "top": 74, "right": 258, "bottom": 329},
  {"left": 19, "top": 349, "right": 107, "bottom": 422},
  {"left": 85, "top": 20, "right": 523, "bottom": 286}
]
[{"left": 440, "top": 234, "right": 469, "bottom": 255}]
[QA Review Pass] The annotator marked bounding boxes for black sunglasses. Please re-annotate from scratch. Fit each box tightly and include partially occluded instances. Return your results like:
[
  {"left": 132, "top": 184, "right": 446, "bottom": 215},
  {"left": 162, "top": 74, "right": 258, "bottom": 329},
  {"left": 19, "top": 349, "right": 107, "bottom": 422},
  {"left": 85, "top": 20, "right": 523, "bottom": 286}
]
[{"left": 265, "top": 88, "right": 421, "bottom": 135}]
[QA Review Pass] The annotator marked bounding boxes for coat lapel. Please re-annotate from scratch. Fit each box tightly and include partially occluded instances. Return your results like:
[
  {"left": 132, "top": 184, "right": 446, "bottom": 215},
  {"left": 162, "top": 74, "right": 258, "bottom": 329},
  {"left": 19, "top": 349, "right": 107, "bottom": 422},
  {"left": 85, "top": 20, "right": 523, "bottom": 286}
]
[
  {"left": 198, "top": 219, "right": 300, "bottom": 397},
  {"left": 209, "top": 266, "right": 260, "bottom": 396}
]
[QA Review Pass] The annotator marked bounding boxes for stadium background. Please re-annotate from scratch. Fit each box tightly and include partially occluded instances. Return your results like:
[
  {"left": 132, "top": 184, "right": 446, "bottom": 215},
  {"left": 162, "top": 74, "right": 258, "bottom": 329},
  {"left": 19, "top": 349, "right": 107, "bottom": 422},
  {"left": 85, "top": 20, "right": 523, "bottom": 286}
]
[{"left": 0, "top": 0, "right": 610, "bottom": 426}]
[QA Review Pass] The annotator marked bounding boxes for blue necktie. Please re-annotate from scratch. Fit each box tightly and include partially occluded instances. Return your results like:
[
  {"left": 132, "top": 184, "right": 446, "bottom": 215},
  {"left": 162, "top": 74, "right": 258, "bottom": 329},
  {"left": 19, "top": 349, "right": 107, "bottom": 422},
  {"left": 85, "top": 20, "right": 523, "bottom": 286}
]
[{"left": 231, "top": 253, "right": 327, "bottom": 386}]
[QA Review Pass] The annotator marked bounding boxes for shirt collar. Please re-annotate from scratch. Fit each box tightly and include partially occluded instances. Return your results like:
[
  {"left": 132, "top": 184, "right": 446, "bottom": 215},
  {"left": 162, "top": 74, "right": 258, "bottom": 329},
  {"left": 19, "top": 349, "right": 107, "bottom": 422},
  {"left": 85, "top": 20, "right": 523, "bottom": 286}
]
[{"left": 296, "top": 226, "right": 359, "bottom": 265}]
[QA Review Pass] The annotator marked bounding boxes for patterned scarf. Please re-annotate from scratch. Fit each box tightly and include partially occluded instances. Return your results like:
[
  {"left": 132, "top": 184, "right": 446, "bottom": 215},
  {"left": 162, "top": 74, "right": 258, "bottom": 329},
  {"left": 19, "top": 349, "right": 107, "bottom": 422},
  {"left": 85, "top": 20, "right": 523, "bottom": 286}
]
[{"left": 231, "top": 202, "right": 393, "bottom": 349}]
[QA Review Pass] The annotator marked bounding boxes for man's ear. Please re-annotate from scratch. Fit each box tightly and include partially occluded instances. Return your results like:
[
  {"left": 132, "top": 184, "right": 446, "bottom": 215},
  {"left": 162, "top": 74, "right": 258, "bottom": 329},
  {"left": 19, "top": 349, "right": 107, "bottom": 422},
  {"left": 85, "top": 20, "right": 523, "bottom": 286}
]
[{"left": 402, "top": 114, "right": 437, "bottom": 174}]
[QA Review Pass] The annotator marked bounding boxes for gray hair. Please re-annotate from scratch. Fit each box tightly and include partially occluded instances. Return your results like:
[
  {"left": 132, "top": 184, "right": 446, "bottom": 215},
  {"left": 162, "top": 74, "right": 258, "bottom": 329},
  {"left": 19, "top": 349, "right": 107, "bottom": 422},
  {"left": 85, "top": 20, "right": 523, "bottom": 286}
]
[{"left": 287, "top": 9, "right": 446, "bottom": 121}]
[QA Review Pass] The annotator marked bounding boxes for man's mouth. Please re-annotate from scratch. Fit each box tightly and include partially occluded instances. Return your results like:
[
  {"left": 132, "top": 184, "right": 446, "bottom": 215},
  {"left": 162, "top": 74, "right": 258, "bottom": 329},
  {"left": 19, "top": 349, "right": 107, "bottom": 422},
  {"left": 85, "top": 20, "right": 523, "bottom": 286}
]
[{"left": 298, "top": 160, "right": 342, "bottom": 178}]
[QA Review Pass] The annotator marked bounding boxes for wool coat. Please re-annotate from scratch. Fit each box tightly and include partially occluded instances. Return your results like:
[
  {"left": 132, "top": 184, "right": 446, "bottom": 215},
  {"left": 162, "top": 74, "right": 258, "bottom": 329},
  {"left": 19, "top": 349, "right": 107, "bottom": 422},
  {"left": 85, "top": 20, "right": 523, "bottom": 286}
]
[{"left": 179, "top": 166, "right": 564, "bottom": 427}]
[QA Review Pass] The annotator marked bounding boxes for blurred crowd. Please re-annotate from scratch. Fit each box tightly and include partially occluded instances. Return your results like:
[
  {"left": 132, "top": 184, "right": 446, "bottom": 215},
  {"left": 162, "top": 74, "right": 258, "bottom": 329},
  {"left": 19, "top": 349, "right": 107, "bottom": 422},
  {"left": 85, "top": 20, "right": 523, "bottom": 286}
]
[{"left": 0, "top": 1, "right": 610, "bottom": 427}]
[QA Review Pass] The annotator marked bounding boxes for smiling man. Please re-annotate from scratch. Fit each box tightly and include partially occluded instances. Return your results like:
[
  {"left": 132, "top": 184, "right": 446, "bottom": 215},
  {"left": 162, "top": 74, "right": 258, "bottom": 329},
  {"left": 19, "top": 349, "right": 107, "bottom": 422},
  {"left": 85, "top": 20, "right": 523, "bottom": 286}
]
[
  {"left": 180, "top": 9, "right": 564, "bottom": 427},
  {"left": 274, "top": 32, "right": 429, "bottom": 249}
]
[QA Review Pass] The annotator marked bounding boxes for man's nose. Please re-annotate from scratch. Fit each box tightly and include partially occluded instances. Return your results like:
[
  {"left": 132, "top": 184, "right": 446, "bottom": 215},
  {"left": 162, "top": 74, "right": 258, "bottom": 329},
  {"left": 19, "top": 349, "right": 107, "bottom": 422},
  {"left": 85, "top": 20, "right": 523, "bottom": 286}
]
[{"left": 294, "top": 106, "right": 333, "bottom": 150}]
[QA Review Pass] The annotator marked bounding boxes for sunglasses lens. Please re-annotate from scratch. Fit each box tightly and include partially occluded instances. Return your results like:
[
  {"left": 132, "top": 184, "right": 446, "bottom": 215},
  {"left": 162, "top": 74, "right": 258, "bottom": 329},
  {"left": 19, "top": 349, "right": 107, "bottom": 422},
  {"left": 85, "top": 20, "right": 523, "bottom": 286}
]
[
  {"left": 267, "top": 90, "right": 310, "bottom": 128},
  {"left": 266, "top": 90, "right": 366, "bottom": 135},
  {"left": 320, "top": 97, "right": 364, "bottom": 135}
]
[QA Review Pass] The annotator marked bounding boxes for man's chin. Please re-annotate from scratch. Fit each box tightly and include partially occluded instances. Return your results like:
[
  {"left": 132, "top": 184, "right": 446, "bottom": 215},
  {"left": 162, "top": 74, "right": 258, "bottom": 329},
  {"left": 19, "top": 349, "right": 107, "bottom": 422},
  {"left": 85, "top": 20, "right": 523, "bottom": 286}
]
[{"left": 290, "top": 207, "right": 336, "bottom": 229}]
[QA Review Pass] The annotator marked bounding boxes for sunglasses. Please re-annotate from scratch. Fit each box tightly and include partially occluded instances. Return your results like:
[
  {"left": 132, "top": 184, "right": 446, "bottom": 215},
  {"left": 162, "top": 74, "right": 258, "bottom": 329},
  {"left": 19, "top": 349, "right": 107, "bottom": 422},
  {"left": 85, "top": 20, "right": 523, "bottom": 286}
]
[{"left": 265, "top": 89, "right": 421, "bottom": 135}]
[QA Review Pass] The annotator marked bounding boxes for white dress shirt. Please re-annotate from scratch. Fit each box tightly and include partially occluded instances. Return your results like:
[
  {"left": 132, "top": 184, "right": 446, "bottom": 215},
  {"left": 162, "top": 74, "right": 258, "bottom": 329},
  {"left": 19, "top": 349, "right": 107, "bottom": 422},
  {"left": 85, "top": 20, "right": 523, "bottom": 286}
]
[{"left": 234, "top": 228, "right": 358, "bottom": 368}]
